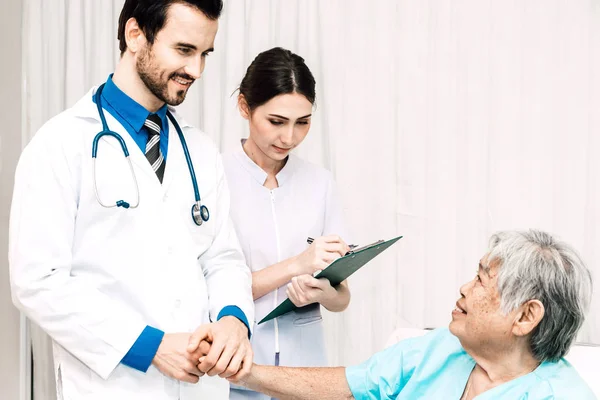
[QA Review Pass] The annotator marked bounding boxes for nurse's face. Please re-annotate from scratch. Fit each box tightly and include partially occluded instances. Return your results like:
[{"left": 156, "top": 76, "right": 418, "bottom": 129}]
[
  {"left": 449, "top": 255, "right": 518, "bottom": 354},
  {"left": 136, "top": 3, "right": 217, "bottom": 106},
  {"left": 239, "top": 93, "right": 313, "bottom": 162}
]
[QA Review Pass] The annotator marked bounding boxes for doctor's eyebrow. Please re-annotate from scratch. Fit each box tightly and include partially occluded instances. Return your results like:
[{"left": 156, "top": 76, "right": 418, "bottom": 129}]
[
  {"left": 268, "top": 113, "right": 312, "bottom": 120},
  {"left": 174, "top": 42, "right": 196, "bottom": 50},
  {"left": 174, "top": 43, "right": 214, "bottom": 54}
]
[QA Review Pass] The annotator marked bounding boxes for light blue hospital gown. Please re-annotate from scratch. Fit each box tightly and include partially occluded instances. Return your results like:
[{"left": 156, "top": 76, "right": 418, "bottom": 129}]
[{"left": 345, "top": 328, "right": 596, "bottom": 399}]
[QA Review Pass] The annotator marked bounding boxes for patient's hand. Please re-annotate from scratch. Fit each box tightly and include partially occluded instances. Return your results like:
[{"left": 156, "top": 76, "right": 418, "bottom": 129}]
[
  {"left": 188, "top": 338, "right": 212, "bottom": 367},
  {"left": 226, "top": 362, "right": 256, "bottom": 385},
  {"left": 286, "top": 274, "right": 337, "bottom": 307}
]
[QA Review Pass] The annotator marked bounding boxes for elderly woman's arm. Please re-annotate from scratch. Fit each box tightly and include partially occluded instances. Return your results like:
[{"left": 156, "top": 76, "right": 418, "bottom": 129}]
[{"left": 232, "top": 364, "right": 354, "bottom": 400}]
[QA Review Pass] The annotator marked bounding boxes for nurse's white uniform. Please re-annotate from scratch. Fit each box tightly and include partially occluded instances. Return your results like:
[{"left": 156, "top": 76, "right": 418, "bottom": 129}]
[
  {"left": 223, "top": 142, "right": 348, "bottom": 399},
  {"left": 9, "top": 88, "right": 254, "bottom": 400}
]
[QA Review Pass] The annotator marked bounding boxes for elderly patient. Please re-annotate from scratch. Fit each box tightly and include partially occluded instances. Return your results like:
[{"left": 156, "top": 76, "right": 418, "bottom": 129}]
[{"left": 222, "top": 230, "right": 595, "bottom": 399}]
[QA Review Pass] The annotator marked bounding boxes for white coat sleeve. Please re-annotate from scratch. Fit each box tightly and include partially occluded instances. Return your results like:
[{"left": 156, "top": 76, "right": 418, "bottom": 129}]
[
  {"left": 9, "top": 125, "right": 147, "bottom": 380},
  {"left": 199, "top": 154, "right": 254, "bottom": 331}
]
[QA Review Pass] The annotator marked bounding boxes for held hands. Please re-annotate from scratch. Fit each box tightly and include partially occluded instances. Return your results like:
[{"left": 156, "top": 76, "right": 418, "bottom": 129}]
[
  {"left": 186, "top": 316, "right": 253, "bottom": 381},
  {"left": 286, "top": 274, "right": 337, "bottom": 307},
  {"left": 291, "top": 235, "right": 350, "bottom": 276},
  {"left": 151, "top": 333, "right": 211, "bottom": 383}
]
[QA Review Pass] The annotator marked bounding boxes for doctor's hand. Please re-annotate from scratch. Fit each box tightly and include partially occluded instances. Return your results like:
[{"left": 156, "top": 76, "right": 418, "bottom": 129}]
[
  {"left": 286, "top": 274, "right": 337, "bottom": 307},
  {"left": 291, "top": 235, "right": 350, "bottom": 277},
  {"left": 187, "top": 317, "right": 253, "bottom": 380},
  {"left": 152, "top": 333, "right": 210, "bottom": 383}
]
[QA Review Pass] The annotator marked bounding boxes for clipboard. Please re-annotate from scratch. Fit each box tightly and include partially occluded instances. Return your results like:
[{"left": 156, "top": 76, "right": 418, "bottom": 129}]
[{"left": 258, "top": 235, "right": 403, "bottom": 324}]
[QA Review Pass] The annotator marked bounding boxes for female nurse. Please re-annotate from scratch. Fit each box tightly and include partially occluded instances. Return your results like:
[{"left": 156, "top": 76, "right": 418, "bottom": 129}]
[{"left": 223, "top": 47, "right": 352, "bottom": 399}]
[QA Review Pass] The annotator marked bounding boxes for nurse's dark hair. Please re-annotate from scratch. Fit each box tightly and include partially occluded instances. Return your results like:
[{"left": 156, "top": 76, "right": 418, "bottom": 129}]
[
  {"left": 117, "top": 0, "right": 223, "bottom": 55},
  {"left": 239, "top": 47, "right": 316, "bottom": 111}
]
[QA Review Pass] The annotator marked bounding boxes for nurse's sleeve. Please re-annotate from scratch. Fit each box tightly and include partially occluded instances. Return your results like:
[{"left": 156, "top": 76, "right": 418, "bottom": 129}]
[
  {"left": 199, "top": 154, "right": 254, "bottom": 332},
  {"left": 8, "top": 126, "right": 149, "bottom": 380},
  {"left": 344, "top": 335, "right": 427, "bottom": 400}
]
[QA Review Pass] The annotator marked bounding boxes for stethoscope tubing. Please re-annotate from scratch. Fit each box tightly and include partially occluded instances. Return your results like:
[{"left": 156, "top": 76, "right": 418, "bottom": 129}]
[{"left": 91, "top": 83, "right": 209, "bottom": 224}]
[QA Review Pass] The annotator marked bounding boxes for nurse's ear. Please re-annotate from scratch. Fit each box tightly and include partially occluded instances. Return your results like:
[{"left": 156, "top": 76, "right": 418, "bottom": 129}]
[
  {"left": 237, "top": 94, "right": 251, "bottom": 120},
  {"left": 123, "top": 17, "right": 146, "bottom": 54}
]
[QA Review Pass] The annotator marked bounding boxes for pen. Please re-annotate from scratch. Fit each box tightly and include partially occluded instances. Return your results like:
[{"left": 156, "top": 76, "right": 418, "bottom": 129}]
[{"left": 306, "top": 237, "right": 358, "bottom": 251}]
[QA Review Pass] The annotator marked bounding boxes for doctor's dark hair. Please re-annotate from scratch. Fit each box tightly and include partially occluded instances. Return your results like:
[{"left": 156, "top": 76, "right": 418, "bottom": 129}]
[
  {"left": 117, "top": 0, "right": 223, "bottom": 54},
  {"left": 239, "top": 47, "right": 316, "bottom": 111}
]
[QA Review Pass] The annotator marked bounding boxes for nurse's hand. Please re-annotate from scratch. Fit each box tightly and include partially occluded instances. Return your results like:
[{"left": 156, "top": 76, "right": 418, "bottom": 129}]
[
  {"left": 286, "top": 274, "right": 337, "bottom": 307},
  {"left": 292, "top": 235, "right": 350, "bottom": 276},
  {"left": 187, "top": 317, "right": 253, "bottom": 380},
  {"left": 152, "top": 333, "right": 210, "bottom": 383}
]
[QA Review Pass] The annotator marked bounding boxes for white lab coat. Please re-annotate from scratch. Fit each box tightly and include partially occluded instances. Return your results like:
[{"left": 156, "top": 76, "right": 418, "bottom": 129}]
[
  {"left": 222, "top": 144, "right": 349, "bottom": 400},
  {"left": 9, "top": 87, "right": 254, "bottom": 400}
]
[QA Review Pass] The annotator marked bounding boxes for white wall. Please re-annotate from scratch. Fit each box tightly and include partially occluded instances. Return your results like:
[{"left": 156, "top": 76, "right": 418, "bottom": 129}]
[
  {"left": 0, "top": 0, "right": 24, "bottom": 399},
  {"left": 18, "top": 1, "right": 600, "bottom": 388}
]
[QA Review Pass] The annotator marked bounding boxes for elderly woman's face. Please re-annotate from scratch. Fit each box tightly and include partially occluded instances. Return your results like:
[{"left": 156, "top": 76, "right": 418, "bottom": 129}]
[{"left": 449, "top": 255, "right": 519, "bottom": 352}]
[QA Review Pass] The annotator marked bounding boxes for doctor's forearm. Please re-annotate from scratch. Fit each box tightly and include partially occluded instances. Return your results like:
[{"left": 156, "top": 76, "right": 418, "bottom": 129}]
[
  {"left": 239, "top": 364, "right": 354, "bottom": 400},
  {"left": 251, "top": 256, "right": 299, "bottom": 300},
  {"left": 320, "top": 280, "right": 351, "bottom": 312}
]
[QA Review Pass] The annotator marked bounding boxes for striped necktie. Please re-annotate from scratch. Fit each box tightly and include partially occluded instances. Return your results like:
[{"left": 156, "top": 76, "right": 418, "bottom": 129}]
[{"left": 144, "top": 114, "right": 165, "bottom": 183}]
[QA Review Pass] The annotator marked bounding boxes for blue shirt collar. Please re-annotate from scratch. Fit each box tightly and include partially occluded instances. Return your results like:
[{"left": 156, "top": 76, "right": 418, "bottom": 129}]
[{"left": 102, "top": 74, "right": 168, "bottom": 132}]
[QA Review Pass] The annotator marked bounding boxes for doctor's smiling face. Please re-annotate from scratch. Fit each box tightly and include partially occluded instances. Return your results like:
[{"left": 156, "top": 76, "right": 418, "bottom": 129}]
[
  {"left": 136, "top": 3, "right": 217, "bottom": 106},
  {"left": 120, "top": 2, "right": 218, "bottom": 107}
]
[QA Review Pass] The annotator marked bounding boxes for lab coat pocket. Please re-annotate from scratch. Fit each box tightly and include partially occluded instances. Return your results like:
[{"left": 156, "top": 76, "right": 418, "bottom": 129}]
[
  {"left": 185, "top": 216, "right": 216, "bottom": 259},
  {"left": 54, "top": 358, "right": 92, "bottom": 400},
  {"left": 55, "top": 363, "right": 63, "bottom": 400}
]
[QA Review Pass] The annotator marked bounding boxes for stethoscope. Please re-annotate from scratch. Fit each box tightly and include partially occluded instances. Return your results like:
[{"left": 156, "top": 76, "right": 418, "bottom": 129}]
[{"left": 91, "top": 83, "right": 210, "bottom": 226}]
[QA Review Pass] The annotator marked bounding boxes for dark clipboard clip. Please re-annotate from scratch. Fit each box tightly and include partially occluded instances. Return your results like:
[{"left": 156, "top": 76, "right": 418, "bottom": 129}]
[{"left": 345, "top": 239, "right": 385, "bottom": 255}]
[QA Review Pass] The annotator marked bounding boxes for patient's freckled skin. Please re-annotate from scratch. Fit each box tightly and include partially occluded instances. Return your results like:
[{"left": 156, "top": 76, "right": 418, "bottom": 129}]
[{"left": 450, "top": 255, "right": 520, "bottom": 355}]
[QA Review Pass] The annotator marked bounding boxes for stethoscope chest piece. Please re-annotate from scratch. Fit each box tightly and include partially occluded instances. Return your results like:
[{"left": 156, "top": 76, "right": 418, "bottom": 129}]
[{"left": 191, "top": 202, "right": 210, "bottom": 226}]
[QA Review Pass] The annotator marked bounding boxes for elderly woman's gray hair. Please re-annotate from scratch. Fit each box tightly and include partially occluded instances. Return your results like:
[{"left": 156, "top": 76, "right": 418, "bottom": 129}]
[{"left": 486, "top": 230, "right": 593, "bottom": 363}]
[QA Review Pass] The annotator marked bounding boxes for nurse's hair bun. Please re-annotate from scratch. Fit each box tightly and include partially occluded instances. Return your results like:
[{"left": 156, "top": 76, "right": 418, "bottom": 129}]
[{"left": 238, "top": 47, "right": 316, "bottom": 111}]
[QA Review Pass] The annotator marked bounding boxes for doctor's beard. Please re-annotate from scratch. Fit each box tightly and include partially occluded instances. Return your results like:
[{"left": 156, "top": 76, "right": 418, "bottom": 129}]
[{"left": 136, "top": 45, "right": 193, "bottom": 106}]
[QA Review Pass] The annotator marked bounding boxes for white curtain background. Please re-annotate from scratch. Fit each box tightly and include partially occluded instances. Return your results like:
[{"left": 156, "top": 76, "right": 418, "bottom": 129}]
[{"left": 22, "top": 0, "right": 600, "bottom": 398}]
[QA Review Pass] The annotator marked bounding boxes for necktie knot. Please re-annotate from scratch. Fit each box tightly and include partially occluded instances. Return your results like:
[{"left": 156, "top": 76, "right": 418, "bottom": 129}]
[{"left": 144, "top": 114, "right": 162, "bottom": 137}]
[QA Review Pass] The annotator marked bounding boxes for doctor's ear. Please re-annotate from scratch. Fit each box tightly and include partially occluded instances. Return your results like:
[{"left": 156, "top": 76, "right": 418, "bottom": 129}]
[
  {"left": 123, "top": 17, "right": 146, "bottom": 53},
  {"left": 237, "top": 94, "right": 251, "bottom": 120}
]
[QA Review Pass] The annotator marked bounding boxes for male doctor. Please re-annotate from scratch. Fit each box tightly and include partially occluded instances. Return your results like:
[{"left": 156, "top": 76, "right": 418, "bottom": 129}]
[{"left": 9, "top": 1, "right": 254, "bottom": 399}]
